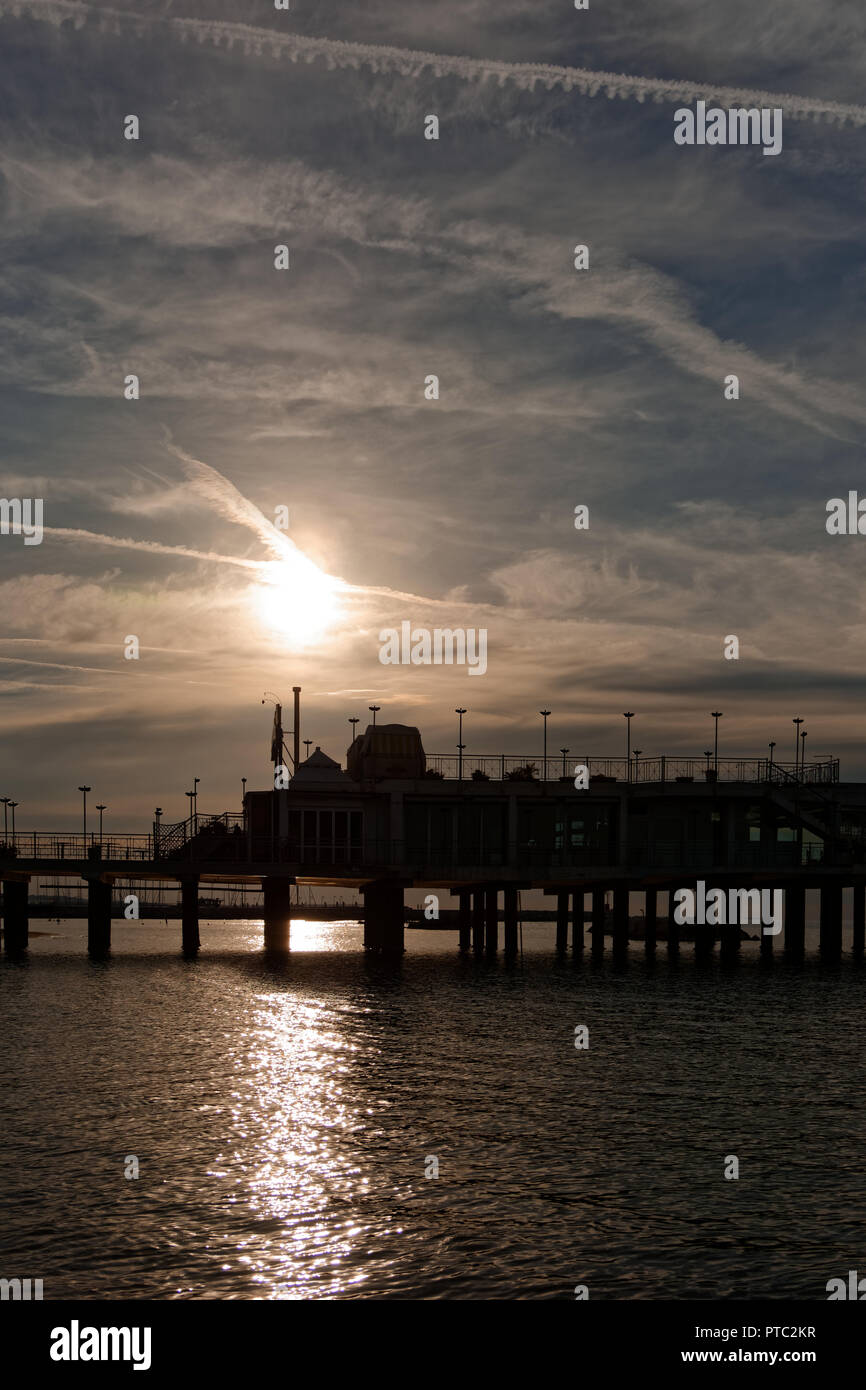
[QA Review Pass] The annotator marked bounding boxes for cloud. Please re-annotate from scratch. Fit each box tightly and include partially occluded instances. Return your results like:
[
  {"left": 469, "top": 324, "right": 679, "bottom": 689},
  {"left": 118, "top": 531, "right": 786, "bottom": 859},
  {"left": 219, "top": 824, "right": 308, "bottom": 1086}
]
[{"left": 5, "top": 0, "right": 864, "bottom": 126}]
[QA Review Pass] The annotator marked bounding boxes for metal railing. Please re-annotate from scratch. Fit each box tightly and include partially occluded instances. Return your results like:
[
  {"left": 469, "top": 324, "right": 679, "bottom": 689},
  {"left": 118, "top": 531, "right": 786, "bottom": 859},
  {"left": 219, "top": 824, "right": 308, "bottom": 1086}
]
[
  {"left": 0, "top": 832, "right": 155, "bottom": 860},
  {"left": 426, "top": 755, "right": 839, "bottom": 784}
]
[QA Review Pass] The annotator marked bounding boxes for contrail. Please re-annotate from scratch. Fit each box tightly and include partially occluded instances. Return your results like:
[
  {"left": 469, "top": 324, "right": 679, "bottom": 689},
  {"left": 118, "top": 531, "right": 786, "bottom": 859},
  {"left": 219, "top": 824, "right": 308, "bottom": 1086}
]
[
  {"left": 4, "top": 0, "right": 864, "bottom": 128},
  {"left": 162, "top": 431, "right": 299, "bottom": 564},
  {"left": 43, "top": 525, "right": 269, "bottom": 570}
]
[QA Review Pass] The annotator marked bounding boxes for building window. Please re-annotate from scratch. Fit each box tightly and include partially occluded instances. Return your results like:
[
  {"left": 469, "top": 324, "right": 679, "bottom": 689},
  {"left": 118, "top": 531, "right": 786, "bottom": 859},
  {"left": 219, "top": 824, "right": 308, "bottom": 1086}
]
[{"left": 300, "top": 810, "right": 362, "bottom": 864}]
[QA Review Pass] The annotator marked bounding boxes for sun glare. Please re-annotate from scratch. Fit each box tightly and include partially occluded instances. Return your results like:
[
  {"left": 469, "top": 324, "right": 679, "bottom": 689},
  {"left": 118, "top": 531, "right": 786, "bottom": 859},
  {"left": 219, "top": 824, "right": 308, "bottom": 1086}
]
[{"left": 255, "top": 555, "right": 341, "bottom": 645}]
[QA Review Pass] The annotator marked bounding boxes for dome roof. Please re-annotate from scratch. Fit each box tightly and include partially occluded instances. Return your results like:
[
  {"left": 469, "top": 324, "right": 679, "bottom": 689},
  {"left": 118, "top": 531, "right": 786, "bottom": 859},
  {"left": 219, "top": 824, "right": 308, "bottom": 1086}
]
[{"left": 291, "top": 746, "right": 350, "bottom": 785}]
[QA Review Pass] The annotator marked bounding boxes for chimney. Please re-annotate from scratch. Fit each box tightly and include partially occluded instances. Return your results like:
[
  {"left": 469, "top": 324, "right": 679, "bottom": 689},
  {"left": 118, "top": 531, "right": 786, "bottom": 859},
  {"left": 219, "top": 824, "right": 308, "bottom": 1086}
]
[{"left": 293, "top": 686, "right": 301, "bottom": 770}]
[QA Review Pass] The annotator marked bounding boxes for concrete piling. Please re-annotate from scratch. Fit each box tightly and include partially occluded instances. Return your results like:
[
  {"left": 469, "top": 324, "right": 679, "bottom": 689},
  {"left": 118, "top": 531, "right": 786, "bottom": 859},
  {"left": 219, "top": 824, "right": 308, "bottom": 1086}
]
[
  {"left": 1, "top": 877, "right": 29, "bottom": 953},
  {"left": 86, "top": 877, "right": 112, "bottom": 958},
  {"left": 180, "top": 876, "right": 200, "bottom": 956},
  {"left": 263, "top": 876, "right": 293, "bottom": 951},
  {"left": 363, "top": 879, "right": 404, "bottom": 955}
]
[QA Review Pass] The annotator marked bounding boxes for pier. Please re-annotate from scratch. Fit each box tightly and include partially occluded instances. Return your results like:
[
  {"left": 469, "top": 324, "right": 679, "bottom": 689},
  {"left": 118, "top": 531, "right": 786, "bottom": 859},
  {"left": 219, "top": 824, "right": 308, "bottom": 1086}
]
[{"left": 2, "top": 730, "right": 866, "bottom": 961}]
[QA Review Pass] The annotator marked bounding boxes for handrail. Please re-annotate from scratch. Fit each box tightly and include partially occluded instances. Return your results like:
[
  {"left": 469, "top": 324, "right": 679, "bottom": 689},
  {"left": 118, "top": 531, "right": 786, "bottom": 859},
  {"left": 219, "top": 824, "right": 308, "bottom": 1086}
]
[{"left": 426, "top": 754, "right": 839, "bottom": 784}]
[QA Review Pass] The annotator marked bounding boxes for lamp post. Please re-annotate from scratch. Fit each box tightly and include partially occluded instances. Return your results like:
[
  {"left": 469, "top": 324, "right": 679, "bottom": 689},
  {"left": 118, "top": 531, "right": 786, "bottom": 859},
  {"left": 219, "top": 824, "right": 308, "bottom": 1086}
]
[
  {"left": 623, "top": 713, "right": 634, "bottom": 781},
  {"left": 801, "top": 729, "right": 808, "bottom": 775},
  {"left": 369, "top": 705, "right": 380, "bottom": 728},
  {"left": 303, "top": 739, "right": 313, "bottom": 759},
  {"left": 9, "top": 800, "right": 17, "bottom": 839},
  {"left": 540, "top": 710, "right": 551, "bottom": 781},
  {"left": 560, "top": 747, "right": 569, "bottom": 778},
  {"left": 768, "top": 741, "right": 776, "bottom": 778},
  {"left": 633, "top": 750, "right": 642, "bottom": 782},
  {"left": 154, "top": 807, "right": 162, "bottom": 858},
  {"left": 96, "top": 803, "right": 106, "bottom": 844},
  {"left": 78, "top": 785, "right": 91, "bottom": 845},
  {"left": 704, "top": 750, "right": 713, "bottom": 775},
  {"left": 456, "top": 708, "right": 467, "bottom": 783},
  {"left": 186, "top": 790, "right": 195, "bottom": 835},
  {"left": 793, "top": 717, "right": 804, "bottom": 776},
  {"left": 711, "top": 712, "right": 723, "bottom": 773},
  {"left": 1, "top": 797, "right": 9, "bottom": 842},
  {"left": 349, "top": 717, "right": 360, "bottom": 744},
  {"left": 241, "top": 776, "right": 246, "bottom": 806},
  {"left": 193, "top": 777, "right": 200, "bottom": 834}
]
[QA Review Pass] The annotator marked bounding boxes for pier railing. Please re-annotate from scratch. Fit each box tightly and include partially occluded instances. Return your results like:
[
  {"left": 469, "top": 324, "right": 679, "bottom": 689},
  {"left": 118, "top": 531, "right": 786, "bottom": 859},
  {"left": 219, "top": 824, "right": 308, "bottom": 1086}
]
[{"left": 426, "top": 755, "right": 839, "bottom": 785}]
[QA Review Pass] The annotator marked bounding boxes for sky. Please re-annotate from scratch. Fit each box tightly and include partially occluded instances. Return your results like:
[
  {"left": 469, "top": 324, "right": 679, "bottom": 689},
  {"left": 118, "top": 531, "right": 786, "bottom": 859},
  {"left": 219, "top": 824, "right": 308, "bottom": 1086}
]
[{"left": 1, "top": 0, "right": 865, "bottom": 830}]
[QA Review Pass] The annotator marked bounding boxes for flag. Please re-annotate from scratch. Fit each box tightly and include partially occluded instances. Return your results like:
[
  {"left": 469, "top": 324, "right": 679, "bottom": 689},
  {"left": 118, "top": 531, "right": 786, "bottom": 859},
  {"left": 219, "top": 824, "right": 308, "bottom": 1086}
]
[{"left": 270, "top": 703, "right": 283, "bottom": 764}]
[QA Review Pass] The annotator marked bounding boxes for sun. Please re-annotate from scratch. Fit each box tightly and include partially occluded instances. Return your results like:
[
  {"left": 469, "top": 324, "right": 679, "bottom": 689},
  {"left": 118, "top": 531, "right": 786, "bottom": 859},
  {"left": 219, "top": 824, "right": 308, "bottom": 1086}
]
[{"left": 255, "top": 554, "right": 341, "bottom": 645}]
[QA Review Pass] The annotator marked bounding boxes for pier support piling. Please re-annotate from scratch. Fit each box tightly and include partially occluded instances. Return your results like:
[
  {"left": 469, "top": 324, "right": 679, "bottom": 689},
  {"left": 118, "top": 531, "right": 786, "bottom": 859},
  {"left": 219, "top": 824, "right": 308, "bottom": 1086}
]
[
  {"left": 263, "top": 876, "right": 293, "bottom": 952},
  {"left": 86, "top": 877, "right": 112, "bottom": 958},
  {"left": 2, "top": 878, "right": 29, "bottom": 953},
  {"left": 180, "top": 876, "right": 200, "bottom": 957},
  {"left": 363, "top": 879, "right": 404, "bottom": 955}
]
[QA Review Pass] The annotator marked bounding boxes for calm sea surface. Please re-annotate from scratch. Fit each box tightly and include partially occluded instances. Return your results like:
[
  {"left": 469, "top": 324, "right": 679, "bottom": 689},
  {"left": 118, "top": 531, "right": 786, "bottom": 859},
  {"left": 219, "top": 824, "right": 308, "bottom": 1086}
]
[{"left": 1, "top": 918, "right": 864, "bottom": 1300}]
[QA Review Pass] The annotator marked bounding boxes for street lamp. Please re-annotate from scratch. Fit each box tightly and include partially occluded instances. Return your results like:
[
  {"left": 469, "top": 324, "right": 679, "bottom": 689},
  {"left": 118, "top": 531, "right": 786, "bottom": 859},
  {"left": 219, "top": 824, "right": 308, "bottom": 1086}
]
[
  {"left": 540, "top": 710, "right": 551, "bottom": 781},
  {"left": 793, "top": 717, "right": 804, "bottom": 776},
  {"left": 78, "top": 785, "right": 91, "bottom": 843},
  {"left": 369, "top": 705, "right": 381, "bottom": 727},
  {"left": 633, "top": 750, "right": 642, "bottom": 782},
  {"left": 186, "top": 790, "right": 195, "bottom": 834},
  {"left": 241, "top": 776, "right": 247, "bottom": 806},
  {"left": 193, "top": 777, "right": 200, "bottom": 833},
  {"left": 303, "top": 739, "right": 313, "bottom": 759},
  {"left": 154, "top": 807, "right": 162, "bottom": 858},
  {"left": 711, "top": 712, "right": 723, "bottom": 773},
  {"left": 768, "top": 741, "right": 776, "bottom": 778},
  {"left": 560, "top": 747, "right": 569, "bottom": 778},
  {"left": 349, "top": 716, "right": 360, "bottom": 744},
  {"left": 1, "top": 797, "right": 9, "bottom": 842},
  {"left": 456, "top": 708, "right": 467, "bottom": 783},
  {"left": 623, "top": 713, "right": 634, "bottom": 781},
  {"left": 96, "top": 803, "right": 106, "bottom": 844},
  {"left": 8, "top": 800, "right": 17, "bottom": 839},
  {"left": 801, "top": 729, "right": 808, "bottom": 774},
  {"left": 704, "top": 750, "right": 713, "bottom": 774}
]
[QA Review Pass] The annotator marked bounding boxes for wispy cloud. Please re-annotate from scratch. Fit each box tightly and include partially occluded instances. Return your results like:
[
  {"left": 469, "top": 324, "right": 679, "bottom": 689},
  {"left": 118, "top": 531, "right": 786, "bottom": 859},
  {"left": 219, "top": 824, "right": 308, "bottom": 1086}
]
[{"left": 6, "top": 0, "right": 864, "bottom": 126}]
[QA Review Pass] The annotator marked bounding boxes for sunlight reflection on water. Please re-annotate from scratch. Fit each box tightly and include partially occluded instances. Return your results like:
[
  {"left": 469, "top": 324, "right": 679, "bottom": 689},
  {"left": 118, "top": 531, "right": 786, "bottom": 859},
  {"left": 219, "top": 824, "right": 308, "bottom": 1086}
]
[{"left": 1, "top": 918, "right": 864, "bottom": 1299}]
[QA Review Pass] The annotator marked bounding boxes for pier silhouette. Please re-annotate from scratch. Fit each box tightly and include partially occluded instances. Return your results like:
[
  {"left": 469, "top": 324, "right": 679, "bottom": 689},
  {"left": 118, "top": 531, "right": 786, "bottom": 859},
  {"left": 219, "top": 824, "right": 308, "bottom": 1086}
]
[{"left": 2, "top": 722, "right": 865, "bottom": 962}]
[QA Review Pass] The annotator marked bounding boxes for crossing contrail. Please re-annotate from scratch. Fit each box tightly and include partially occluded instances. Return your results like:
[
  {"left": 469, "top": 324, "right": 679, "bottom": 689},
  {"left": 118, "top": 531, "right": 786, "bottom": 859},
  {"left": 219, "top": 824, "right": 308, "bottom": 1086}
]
[{"left": 3, "top": 0, "right": 865, "bottom": 128}]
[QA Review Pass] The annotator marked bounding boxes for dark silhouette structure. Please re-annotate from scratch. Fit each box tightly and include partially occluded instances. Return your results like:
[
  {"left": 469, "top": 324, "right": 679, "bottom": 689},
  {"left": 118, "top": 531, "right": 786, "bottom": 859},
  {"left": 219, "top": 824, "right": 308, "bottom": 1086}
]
[{"left": 2, "top": 723, "right": 865, "bottom": 962}]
